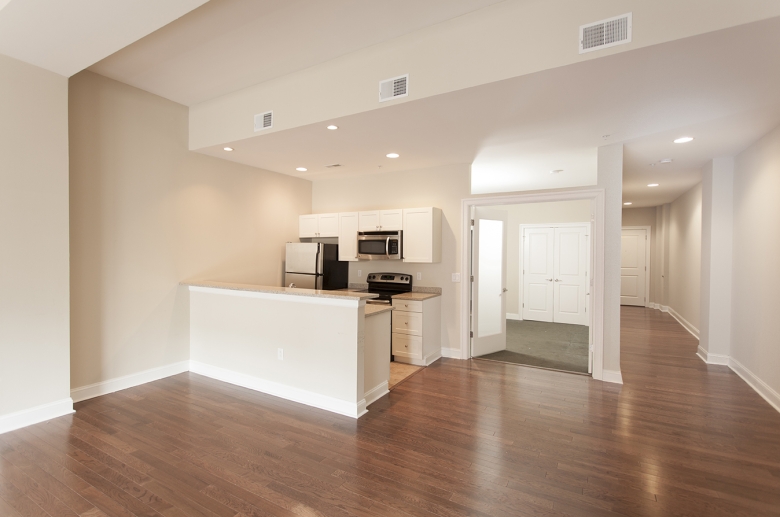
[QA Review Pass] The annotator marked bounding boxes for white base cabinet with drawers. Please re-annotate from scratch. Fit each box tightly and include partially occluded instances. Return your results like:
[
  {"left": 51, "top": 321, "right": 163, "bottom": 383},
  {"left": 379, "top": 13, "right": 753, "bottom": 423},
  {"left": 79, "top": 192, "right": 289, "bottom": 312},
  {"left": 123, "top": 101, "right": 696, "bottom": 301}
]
[{"left": 391, "top": 296, "right": 441, "bottom": 366}]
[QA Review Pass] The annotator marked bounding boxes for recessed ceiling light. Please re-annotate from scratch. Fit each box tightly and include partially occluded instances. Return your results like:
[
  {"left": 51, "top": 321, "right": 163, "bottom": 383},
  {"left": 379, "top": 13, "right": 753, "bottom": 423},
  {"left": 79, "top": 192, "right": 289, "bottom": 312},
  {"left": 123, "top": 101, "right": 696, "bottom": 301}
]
[
  {"left": 327, "top": 125, "right": 338, "bottom": 130},
  {"left": 648, "top": 183, "right": 659, "bottom": 187},
  {"left": 386, "top": 153, "right": 399, "bottom": 158},
  {"left": 674, "top": 136, "right": 694, "bottom": 144},
  {"left": 223, "top": 147, "right": 234, "bottom": 151},
  {"left": 659, "top": 158, "right": 673, "bottom": 164},
  {"left": 624, "top": 202, "right": 633, "bottom": 205},
  {"left": 296, "top": 167, "right": 307, "bottom": 172},
  {"left": 549, "top": 169, "right": 563, "bottom": 174}
]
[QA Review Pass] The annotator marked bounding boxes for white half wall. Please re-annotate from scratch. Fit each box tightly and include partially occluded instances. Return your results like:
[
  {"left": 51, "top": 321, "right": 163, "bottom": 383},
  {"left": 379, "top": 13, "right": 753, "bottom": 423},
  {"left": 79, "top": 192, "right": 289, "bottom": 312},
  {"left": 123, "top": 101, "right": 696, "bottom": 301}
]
[{"left": 0, "top": 54, "right": 73, "bottom": 432}]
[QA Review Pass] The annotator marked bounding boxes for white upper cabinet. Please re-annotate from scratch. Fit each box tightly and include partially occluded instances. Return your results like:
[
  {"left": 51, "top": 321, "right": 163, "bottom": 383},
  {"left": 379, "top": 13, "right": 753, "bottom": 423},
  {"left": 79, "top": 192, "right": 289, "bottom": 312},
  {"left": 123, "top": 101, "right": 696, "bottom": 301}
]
[
  {"left": 299, "top": 214, "right": 319, "bottom": 238},
  {"left": 358, "top": 211, "right": 380, "bottom": 231},
  {"left": 299, "top": 213, "right": 339, "bottom": 238},
  {"left": 402, "top": 207, "right": 442, "bottom": 263},
  {"left": 317, "top": 213, "right": 339, "bottom": 237},
  {"left": 358, "top": 209, "right": 403, "bottom": 231},
  {"left": 338, "top": 212, "right": 359, "bottom": 261}
]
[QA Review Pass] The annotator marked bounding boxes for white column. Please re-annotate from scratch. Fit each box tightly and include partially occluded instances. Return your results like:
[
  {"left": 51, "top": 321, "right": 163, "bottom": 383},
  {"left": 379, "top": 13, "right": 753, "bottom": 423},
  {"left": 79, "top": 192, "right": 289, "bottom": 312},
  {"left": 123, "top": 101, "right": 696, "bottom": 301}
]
[{"left": 698, "top": 158, "right": 734, "bottom": 364}]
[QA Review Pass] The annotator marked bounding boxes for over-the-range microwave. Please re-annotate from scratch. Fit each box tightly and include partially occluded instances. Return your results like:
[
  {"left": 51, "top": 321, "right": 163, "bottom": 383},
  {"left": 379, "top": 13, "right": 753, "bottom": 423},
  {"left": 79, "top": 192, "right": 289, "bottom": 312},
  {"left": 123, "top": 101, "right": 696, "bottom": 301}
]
[{"left": 357, "top": 231, "right": 402, "bottom": 260}]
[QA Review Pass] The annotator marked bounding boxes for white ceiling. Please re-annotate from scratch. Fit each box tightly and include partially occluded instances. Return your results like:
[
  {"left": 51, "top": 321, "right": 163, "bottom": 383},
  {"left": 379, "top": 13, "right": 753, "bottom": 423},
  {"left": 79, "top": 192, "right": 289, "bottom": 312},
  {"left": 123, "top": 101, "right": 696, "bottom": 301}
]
[
  {"left": 0, "top": 0, "right": 207, "bottom": 77},
  {"left": 196, "top": 17, "right": 780, "bottom": 206},
  {"left": 89, "top": 0, "right": 506, "bottom": 106}
]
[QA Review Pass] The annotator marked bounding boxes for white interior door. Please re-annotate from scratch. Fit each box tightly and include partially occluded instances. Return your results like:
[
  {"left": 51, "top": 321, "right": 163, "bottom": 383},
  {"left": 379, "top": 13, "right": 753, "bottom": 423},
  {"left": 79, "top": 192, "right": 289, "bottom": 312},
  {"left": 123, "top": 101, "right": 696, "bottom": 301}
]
[
  {"left": 472, "top": 208, "right": 508, "bottom": 357},
  {"left": 553, "top": 226, "right": 589, "bottom": 325},
  {"left": 621, "top": 228, "right": 647, "bottom": 306},
  {"left": 522, "top": 227, "right": 554, "bottom": 322}
]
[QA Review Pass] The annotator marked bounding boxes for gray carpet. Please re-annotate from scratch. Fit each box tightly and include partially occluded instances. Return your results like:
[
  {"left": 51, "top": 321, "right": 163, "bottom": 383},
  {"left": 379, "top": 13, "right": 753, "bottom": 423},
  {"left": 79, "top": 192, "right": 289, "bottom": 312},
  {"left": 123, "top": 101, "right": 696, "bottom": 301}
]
[{"left": 478, "top": 320, "right": 590, "bottom": 373}]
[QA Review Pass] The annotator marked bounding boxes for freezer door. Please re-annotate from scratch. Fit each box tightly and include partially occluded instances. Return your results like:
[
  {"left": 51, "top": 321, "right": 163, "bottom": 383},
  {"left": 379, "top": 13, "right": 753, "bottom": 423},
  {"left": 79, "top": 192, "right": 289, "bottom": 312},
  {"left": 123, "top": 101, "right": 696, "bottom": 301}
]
[
  {"left": 285, "top": 242, "right": 322, "bottom": 275},
  {"left": 284, "top": 272, "right": 322, "bottom": 290}
]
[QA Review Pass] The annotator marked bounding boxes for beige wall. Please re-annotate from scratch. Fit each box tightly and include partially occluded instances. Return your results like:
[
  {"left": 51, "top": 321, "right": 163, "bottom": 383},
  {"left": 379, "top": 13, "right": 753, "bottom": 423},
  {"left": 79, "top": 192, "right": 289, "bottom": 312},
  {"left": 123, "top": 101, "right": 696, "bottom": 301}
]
[
  {"left": 69, "top": 71, "right": 311, "bottom": 390},
  {"left": 731, "top": 124, "right": 780, "bottom": 398},
  {"left": 622, "top": 207, "right": 661, "bottom": 304},
  {"left": 494, "top": 201, "right": 592, "bottom": 316},
  {"left": 0, "top": 55, "right": 71, "bottom": 422},
  {"left": 667, "top": 183, "right": 702, "bottom": 332}
]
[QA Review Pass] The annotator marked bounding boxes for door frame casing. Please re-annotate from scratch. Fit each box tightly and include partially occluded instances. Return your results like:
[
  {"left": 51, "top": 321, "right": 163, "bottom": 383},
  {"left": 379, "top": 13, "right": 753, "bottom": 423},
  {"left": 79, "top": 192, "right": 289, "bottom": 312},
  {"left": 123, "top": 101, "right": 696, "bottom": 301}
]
[
  {"left": 519, "top": 222, "right": 591, "bottom": 324},
  {"left": 461, "top": 189, "right": 606, "bottom": 381},
  {"left": 621, "top": 226, "right": 651, "bottom": 308}
]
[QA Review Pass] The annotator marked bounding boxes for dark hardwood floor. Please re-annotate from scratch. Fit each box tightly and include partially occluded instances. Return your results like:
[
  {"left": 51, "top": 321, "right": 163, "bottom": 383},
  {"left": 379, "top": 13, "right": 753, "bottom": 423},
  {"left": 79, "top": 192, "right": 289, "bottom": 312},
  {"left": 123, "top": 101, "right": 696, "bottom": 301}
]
[{"left": 2, "top": 307, "right": 779, "bottom": 516}]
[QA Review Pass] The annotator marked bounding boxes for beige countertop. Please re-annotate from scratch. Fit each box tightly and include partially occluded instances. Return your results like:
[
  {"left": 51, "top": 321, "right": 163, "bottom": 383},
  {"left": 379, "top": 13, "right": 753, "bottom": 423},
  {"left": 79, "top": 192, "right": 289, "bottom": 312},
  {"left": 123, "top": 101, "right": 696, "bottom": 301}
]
[
  {"left": 365, "top": 305, "right": 394, "bottom": 316},
  {"left": 392, "top": 292, "right": 441, "bottom": 301},
  {"left": 185, "top": 281, "right": 380, "bottom": 301}
]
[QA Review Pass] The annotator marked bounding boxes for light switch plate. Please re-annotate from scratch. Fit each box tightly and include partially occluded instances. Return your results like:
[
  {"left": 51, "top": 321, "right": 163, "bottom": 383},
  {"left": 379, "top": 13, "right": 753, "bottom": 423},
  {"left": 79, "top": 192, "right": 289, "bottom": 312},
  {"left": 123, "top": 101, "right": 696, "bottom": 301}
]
[
  {"left": 358, "top": 270, "right": 362, "bottom": 277},
  {"left": 452, "top": 273, "right": 461, "bottom": 282},
  {"left": 277, "top": 348, "right": 283, "bottom": 360},
  {"left": 417, "top": 272, "right": 421, "bottom": 280}
]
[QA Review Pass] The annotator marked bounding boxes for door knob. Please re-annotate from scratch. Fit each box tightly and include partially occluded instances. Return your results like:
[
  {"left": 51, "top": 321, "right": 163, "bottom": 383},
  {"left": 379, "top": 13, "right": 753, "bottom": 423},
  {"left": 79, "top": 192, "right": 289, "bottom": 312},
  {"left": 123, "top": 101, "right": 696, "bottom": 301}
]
[
  {"left": 555, "top": 279, "right": 561, "bottom": 282},
  {"left": 502, "top": 288, "right": 508, "bottom": 293},
  {"left": 546, "top": 278, "right": 553, "bottom": 282}
]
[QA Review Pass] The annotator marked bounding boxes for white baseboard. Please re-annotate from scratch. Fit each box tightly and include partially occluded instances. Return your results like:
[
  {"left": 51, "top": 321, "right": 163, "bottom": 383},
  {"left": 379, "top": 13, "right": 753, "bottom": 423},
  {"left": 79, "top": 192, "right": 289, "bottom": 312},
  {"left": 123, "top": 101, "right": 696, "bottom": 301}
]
[
  {"left": 696, "top": 346, "right": 730, "bottom": 365},
  {"left": 441, "top": 347, "right": 462, "bottom": 359},
  {"left": 729, "top": 357, "right": 780, "bottom": 414},
  {"left": 189, "top": 361, "right": 366, "bottom": 419},
  {"left": 667, "top": 307, "right": 699, "bottom": 340},
  {"left": 424, "top": 350, "right": 442, "bottom": 366},
  {"left": 650, "top": 303, "right": 670, "bottom": 312},
  {"left": 364, "top": 381, "right": 389, "bottom": 407},
  {"left": 506, "top": 313, "right": 522, "bottom": 321},
  {"left": 0, "top": 398, "right": 74, "bottom": 435},
  {"left": 70, "top": 360, "right": 190, "bottom": 403},
  {"left": 601, "top": 369, "right": 623, "bottom": 385}
]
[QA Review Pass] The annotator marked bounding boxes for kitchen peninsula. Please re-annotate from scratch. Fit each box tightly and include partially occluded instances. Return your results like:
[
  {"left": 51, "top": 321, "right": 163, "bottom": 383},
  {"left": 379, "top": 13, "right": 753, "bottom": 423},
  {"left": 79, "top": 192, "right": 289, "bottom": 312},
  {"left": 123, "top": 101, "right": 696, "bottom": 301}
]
[{"left": 186, "top": 281, "right": 391, "bottom": 418}]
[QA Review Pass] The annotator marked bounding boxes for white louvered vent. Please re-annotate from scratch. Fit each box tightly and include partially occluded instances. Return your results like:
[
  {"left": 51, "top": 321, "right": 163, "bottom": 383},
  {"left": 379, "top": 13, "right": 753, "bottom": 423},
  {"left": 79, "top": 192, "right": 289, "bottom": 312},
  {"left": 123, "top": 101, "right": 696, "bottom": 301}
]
[
  {"left": 254, "top": 111, "right": 273, "bottom": 131},
  {"left": 579, "top": 13, "right": 632, "bottom": 54},
  {"left": 379, "top": 74, "right": 408, "bottom": 102}
]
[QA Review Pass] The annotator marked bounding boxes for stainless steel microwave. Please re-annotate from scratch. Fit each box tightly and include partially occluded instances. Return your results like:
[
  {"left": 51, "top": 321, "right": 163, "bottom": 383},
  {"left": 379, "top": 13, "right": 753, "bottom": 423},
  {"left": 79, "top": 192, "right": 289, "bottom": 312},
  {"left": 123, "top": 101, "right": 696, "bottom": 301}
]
[{"left": 357, "top": 231, "right": 402, "bottom": 260}]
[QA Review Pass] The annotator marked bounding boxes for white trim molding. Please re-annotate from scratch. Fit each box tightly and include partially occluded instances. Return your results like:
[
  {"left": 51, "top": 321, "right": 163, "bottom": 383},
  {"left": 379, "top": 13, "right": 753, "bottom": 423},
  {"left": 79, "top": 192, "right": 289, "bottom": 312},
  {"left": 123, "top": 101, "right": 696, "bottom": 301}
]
[
  {"left": 667, "top": 307, "right": 699, "bottom": 340},
  {"left": 189, "top": 361, "right": 367, "bottom": 419},
  {"left": 729, "top": 357, "right": 780, "bottom": 414},
  {"left": 441, "top": 347, "right": 462, "bottom": 359},
  {"left": 506, "top": 313, "right": 522, "bottom": 321},
  {"left": 602, "top": 369, "right": 623, "bottom": 385},
  {"left": 696, "top": 346, "right": 729, "bottom": 365},
  {"left": 0, "top": 398, "right": 74, "bottom": 435},
  {"left": 71, "top": 360, "right": 190, "bottom": 403},
  {"left": 364, "top": 381, "right": 389, "bottom": 406}
]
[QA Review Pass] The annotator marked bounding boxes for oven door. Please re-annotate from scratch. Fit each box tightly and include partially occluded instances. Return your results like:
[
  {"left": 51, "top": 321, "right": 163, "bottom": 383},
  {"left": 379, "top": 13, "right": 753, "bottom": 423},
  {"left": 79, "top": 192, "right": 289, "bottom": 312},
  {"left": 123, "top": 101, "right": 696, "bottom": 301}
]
[{"left": 357, "top": 233, "right": 402, "bottom": 260}]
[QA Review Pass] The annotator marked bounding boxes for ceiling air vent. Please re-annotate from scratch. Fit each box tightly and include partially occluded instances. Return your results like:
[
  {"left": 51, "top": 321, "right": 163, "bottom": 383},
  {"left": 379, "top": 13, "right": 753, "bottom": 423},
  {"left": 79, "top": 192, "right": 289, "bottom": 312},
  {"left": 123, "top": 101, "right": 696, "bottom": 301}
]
[
  {"left": 379, "top": 74, "right": 408, "bottom": 102},
  {"left": 254, "top": 110, "right": 273, "bottom": 131},
  {"left": 579, "top": 13, "right": 632, "bottom": 54}
]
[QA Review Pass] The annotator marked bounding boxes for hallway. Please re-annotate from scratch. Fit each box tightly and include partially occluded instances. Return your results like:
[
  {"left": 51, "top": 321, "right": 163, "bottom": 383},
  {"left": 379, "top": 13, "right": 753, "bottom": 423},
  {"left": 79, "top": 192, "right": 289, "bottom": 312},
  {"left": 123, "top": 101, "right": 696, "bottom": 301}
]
[{"left": 0, "top": 308, "right": 778, "bottom": 516}]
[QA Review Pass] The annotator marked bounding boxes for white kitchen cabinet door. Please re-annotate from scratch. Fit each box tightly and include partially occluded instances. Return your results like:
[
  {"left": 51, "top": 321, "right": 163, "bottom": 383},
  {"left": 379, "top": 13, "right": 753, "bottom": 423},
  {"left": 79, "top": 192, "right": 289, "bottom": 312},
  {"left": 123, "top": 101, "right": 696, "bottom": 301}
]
[
  {"left": 317, "top": 213, "right": 339, "bottom": 237},
  {"left": 402, "top": 207, "right": 442, "bottom": 263},
  {"left": 299, "top": 215, "right": 318, "bottom": 238},
  {"left": 338, "top": 212, "right": 359, "bottom": 261},
  {"left": 358, "top": 211, "right": 380, "bottom": 231},
  {"left": 379, "top": 209, "right": 403, "bottom": 231}
]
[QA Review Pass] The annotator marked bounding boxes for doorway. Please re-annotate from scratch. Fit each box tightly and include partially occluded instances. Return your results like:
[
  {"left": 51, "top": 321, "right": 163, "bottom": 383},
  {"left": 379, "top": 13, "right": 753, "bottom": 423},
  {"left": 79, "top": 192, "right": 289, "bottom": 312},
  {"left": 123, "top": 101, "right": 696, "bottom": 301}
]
[
  {"left": 620, "top": 227, "right": 651, "bottom": 307},
  {"left": 470, "top": 201, "right": 593, "bottom": 375}
]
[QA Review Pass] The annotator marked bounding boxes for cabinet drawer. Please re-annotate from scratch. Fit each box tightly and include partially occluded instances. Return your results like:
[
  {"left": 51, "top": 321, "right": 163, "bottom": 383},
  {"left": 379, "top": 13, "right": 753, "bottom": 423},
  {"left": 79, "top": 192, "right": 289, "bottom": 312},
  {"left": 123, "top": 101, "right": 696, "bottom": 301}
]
[
  {"left": 392, "top": 310, "right": 422, "bottom": 336},
  {"left": 392, "top": 299, "right": 422, "bottom": 313},
  {"left": 392, "top": 333, "right": 422, "bottom": 356}
]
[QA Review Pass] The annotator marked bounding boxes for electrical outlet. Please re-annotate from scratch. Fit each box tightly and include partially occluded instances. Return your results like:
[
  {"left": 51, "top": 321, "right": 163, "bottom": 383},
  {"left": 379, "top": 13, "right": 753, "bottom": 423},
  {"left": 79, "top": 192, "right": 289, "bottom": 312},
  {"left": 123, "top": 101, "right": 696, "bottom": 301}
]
[
  {"left": 358, "top": 270, "right": 362, "bottom": 277},
  {"left": 452, "top": 273, "right": 461, "bottom": 282},
  {"left": 277, "top": 348, "right": 283, "bottom": 360},
  {"left": 417, "top": 272, "right": 421, "bottom": 280}
]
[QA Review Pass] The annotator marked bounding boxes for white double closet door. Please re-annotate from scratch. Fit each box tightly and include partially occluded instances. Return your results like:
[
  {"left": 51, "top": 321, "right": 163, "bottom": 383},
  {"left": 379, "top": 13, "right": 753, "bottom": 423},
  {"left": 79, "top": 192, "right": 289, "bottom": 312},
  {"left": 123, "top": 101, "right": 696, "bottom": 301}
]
[{"left": 522, "top": 226, "right": 589, "bottom": 325}]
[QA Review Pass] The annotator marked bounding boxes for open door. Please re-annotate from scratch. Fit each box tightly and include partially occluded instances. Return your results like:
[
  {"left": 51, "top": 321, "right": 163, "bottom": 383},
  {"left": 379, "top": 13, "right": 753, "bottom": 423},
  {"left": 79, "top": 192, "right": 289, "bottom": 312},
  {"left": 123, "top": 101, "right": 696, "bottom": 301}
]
[{"left": 471, "top": 208, "right": 508, "bottom": 357}]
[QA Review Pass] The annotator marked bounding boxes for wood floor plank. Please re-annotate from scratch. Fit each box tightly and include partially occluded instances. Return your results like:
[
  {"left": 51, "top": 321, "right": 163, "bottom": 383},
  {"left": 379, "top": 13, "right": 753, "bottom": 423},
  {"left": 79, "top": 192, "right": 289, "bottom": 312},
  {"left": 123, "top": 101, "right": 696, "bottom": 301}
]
[{"left": 2, "top": 307, "right": 780, "bottom": 516}]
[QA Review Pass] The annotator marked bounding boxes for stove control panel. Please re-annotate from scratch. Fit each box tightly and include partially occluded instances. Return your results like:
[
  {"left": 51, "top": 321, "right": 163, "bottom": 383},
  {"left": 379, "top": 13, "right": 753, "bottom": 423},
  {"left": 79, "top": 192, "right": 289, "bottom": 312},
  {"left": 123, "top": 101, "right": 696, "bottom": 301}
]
[{"left": 366, "top": 273, "right": 412, "bottom": 285}]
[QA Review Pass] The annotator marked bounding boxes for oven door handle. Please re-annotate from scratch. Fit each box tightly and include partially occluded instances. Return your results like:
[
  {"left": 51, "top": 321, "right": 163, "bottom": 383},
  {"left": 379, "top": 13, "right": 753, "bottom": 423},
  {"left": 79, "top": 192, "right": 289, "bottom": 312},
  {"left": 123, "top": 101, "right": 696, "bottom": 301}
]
[{"left": 386, "top": 237, "right": 391, "bottom": 258}]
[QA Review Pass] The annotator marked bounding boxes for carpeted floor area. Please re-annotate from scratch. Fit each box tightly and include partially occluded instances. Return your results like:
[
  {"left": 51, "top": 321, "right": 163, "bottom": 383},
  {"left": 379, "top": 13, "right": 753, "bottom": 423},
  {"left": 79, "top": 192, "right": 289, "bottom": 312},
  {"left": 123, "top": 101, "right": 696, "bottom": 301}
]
[{"left": 478, "top": 319, "right": 590, "bottom": 373}]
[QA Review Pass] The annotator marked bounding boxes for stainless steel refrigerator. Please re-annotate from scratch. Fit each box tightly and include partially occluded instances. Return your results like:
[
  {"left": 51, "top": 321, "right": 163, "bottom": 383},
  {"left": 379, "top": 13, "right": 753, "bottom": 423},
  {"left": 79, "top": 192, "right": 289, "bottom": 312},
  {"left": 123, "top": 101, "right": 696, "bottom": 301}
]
[{"left": 284, "top": 242, "right": 348, "bottom": 290}]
